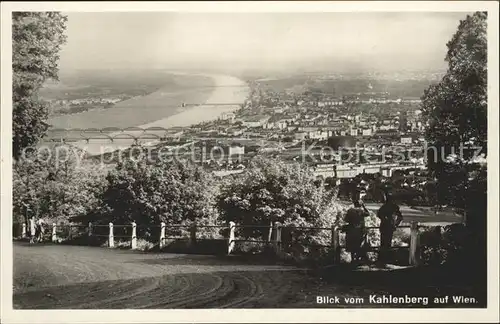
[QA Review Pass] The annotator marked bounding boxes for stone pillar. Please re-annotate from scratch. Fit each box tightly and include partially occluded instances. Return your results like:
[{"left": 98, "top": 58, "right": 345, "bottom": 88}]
[
  {"left": 267, "top": 221, "right": 273, "bottom": 242},
  {"left": 52, "top": 223, "right": 57, "bottom": 242},
  {"left": 30, "top": 217, "right": 35, "bottom": 237},
  {"left": 160, "top": 222, "right": 166, "bottom": 249},
  {"left": 228, "top": 221, "right": 236, "bottom": 255},
  {"left": 131, "top": 222, "right": 137, "bottom": 250},
  {"left": 109, "top": 222, "right": 114, "bottom": 248}
]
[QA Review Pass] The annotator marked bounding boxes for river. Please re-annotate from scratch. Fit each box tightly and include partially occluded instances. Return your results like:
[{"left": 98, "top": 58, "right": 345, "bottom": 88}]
[{"left": 48, "top": 73, "right": 249, "bottom": 156}]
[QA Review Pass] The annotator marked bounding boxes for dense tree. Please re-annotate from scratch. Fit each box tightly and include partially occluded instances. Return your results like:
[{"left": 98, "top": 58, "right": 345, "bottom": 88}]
[
  {"left": 218, "top": 156, "right": 345, "bottom": 247},
  {"left": 421, "top": 12, "right": 487, "bottom": 206},
  {"left": 421, "top": 12, "right": 487, "bottom": 166},
  {"left": 13, "top": 145, "right": 106, "bottom": 226},
  {"left": 420, "top": 12, "right": 488, "bottom": 274},
  {"left": 12, "top": 12, "right": 67, "bottom": 159},
  {"left": 99, "top": 158, "right": 220, "bottom": 238}
]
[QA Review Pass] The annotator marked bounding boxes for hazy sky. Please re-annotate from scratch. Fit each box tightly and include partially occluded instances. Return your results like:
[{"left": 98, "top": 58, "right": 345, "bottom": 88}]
[{"left": 58, "top": 12, "right": 471, "bottom": 73}]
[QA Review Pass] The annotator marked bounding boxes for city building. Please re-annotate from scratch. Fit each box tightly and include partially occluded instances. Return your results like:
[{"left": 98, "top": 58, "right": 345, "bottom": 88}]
[
  {"left": 401, "top": 136, "right": 413, "bottom": 144},
  {"left": 220, "top": 112, "right": 236, "bottom": 122},
  {"left": 242, "top": 115, "right": 271, "bottom": 128},
  {"left": 229, "top": 145, "right": 245, "bottom": 156},
  {"left": 362, "top": 128, "right": 373, "bottom": 136}
]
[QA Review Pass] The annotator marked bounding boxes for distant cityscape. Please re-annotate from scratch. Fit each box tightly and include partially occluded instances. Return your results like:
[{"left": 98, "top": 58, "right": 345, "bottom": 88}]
[
  {"left": 42, "top": 73, "right": 440, "bottom": 203},
  {"left": 193, "top": 81, "right": 427, "bottom": 183},
  {"left": 10, "top": 9, "right": 491, "bottom": 313}
]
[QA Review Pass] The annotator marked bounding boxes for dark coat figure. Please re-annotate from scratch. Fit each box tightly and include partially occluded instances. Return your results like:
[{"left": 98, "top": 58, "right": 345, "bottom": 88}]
[
  {"left": 344, "top": 193, "right": 370, "bottom": 263},
  {"left": 376, "top": 193, "right": 403, "bottom": 264}
]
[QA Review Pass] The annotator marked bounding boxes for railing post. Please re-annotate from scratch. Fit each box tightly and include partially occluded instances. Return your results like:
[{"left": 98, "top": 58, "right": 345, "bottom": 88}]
[
  {"left": 409, "top": 221, "right": 420, "bottom": 266},
  {"left": 190, "top": 224, "right": 197, "bottom": 247},
  {"left": 30, "top": 217, "right": 35, "bottom": 237},
  {"left": 109, "top": 222, "right": 114, "bottom": 248},
  {"left": 22, "top": 223, "right": 27, "bottom": 238},
  {"left": 331, "top": 226, "right": 340, "bottom": 264},
  {"left": 160, "top": 222, "right": 166, "bottom": 249},
  {"left": 131, "top": 222, "right": 137, "bottom": 250},
  {"left": 228, "top": 221, "right": 236, "bottom": 255},
  {"left": 88, "top": 222, "right": 93, "bottom": 237},
  {"left": 267, "top": 221, "right": 273, "bottom": 242},
  {"left": 52, "top": 223, "right": 57, "bottom": 242},
  {"left": 274, "top": 222, "right": 282, "bottom": 253}
]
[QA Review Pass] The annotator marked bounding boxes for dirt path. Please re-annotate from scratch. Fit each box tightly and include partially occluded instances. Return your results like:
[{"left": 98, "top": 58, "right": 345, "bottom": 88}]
[
  {"left": 13, "top": 242, "right": 388, "bottom": 309},
  {"left": 13, "top": 242, "right": 482, "bottom": 309}
]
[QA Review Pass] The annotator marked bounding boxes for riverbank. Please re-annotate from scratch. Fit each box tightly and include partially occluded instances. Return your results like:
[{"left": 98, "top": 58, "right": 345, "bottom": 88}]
[
  {"left": 63, "top": 73, "right": 249, "bottom": 155},
  {"left": 46, "top": 72, "right": 215, "bottom": 129},
  {"left": 138, "top": 73, "right": 248, "bottom": 129}
]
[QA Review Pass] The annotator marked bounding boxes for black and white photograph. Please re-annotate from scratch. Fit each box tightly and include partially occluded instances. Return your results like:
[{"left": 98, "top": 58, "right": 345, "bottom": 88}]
[{"left": 1, "top": 1, "right": 499, "bottom": 323}]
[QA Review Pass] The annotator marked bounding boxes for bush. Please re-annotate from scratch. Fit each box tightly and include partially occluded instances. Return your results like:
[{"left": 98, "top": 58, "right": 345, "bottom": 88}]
[
  {"left": 103, "top": 238, "right": 156, "bottom": 251},
  {"left": 392, "top": 227, "right": 411, "bottom": 247},
  {"left": 96, "top": 158, "right": 221, "bottom": 236},
  {"left": 218, "top": 156, "right": 345, "bottom": 258},
  {"left": 13, "top": 145, "right": 107, "bottom": 226},
  {"left": 418, "top": 224, "right": 469, "bottom": 266}
]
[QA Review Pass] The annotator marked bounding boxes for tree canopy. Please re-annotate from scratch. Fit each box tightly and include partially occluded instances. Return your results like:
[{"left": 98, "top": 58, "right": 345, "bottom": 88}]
[
  {"left": 12, "top": 12, "right": 67, "bottom": 159},
  {"left": 421, "top": 12, "right": 487, "bottom": 166},
  {"left": 13, "top": 145, "right": 106, "bottom": 225},
  {"left": 218, "top": 156, "right": 345, "bottom": 245},
  {"left": 99, "top": 159, "right": 220, "bottom": 232},
  {"left": 420, "top": 12, "right": 487, "bottom": 207}
]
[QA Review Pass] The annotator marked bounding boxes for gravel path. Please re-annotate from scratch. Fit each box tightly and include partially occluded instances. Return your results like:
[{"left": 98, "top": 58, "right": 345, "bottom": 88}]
[
  {"left": 14, "top": 242, "right": 384, "bottom": 309},
  {"left": 14, "top": 242, "right": 482, "bottom": 309}
]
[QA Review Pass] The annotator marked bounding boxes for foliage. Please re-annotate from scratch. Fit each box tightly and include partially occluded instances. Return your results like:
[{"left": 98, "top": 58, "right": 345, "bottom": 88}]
[
  {"left": 12, "top": 12, "right": 68, "bottom": 159},
  {"left": 420, "top": 12, "right": 487, "bottom": 208},
  {"left": 462, "top": 165, "right": 487, "bottom": 268},
  {"left": 105, "top": 238, "right": 156, "bottom": 252},
  {"left": 419, "top": 224, "right": 469, "bottom": 266},
  {"left": 419, "top": 12, "right": 488, "bottom": 266},
  {"left": 421, "top": 12, "right": 487, "bottom": 160},
  {"left": 98, "top": 157, "right": 220, "bottom": 238},
  {"left": 218, "top": 156, "right": 344, "bottom": 248},
  {"left": 13, "top": 145, "right": 107, "bottom": 225}
]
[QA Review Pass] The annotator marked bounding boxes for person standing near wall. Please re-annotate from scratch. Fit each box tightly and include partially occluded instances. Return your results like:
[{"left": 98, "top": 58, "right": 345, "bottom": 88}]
[
  {"left": 344, "top": 190, "right": 371, "bottom": 265},
  {"left": 376, "top": 191, "right": 403, "bottom": 265}
]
